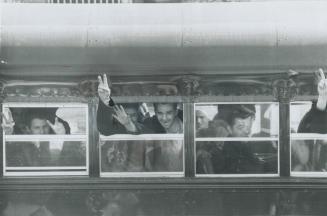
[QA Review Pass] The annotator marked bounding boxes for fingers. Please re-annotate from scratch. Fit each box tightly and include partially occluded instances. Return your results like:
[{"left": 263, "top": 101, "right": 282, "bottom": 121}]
[
  {"left": 1, "top": 113, "right": 9, "bottom": 124},
  {"left": 6, "top": 108, "right": 13, "bottom": 122},
  {"left": 103, "top": 74, "right": 109, "bottom": 88},
  {"left": 113, "top": 105, "right": 126, "bottom": 116},
  {"left": 98, "top": 75, "right": 103, "bottom": 86},
  {"left": 319, "top": 68, "right": 325, "bottom": 80},
  {"left": 46, "top": 120, "right": 55, "bottom": 130}
]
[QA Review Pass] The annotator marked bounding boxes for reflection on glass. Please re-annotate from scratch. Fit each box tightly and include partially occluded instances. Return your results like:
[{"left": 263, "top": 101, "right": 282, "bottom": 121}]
[
  {"left": 292, "top": 139, "right": 327, "bottom": 172},
  {"left": 2, "top": 107, "right": 87, "bottom": 135},
  {"left": 195, "top": 104, "right": 279, "bottom": 138},
  {"left": 196, "top": 141, "right": 278, "bottom": 174},
  {"left": 6, "top": 141, "right": 86, "bottom": 167},
  {"left": 97, "top": 102, "right": 183, "bottom": 135},
  {"left": 101, "top": 140, "right": 183, "bottom": 172}
]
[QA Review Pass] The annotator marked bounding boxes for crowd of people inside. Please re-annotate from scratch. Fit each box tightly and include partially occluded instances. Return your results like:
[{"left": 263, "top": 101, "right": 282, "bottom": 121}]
[
  {"left": 2, "top": 107, "right": 86, "bottom": 167},
  {"left": 2, "top": 70, "right": 327, "bottom": 175}
]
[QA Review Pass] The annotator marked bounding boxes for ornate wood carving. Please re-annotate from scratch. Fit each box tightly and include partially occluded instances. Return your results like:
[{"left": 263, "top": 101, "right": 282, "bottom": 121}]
[
  {"left": 272, "top": 71, "right": 299, "bottom": 102},
  {"left": 3, "top": 83, "right": 81, "bottom": 98},
  {"left": 175, "top": 75, "right": 200, "bottom": 96}
]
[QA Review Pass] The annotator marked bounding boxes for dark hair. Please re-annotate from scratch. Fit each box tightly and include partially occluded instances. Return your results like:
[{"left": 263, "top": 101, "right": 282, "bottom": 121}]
[
  {"left": 153, "top": 103, "right": 178, "bottom": 112},
  {"left": 217, "top": 104, "right": 256, "bottom": 126},
  {"left": 26, "top": 110, "right": 51, "bottom": 127}
]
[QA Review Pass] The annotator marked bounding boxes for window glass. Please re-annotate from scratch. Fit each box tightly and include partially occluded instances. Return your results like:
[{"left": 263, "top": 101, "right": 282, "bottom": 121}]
[
  {"left": 98, "top": 102, "right": 184, "bottom": 177},
  {"left": 290, "top": 102, "right": 327, "bottom": 176},
  {"left": 195, "top": 103, "right": 279, "bottom": 176},
  {"left": 2, "top": 103, "right": 89, "bottom": 176}
]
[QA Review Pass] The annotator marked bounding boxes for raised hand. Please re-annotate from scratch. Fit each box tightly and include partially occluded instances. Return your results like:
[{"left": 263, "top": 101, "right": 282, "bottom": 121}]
[
  {"left": 1, "top": 108, "right": 15, "bottom": 135},
  {"left": 315, "top": 69, "right": 327, "bottom": 111},
  {"left": 139, "top": 103, "right": 150, "bottom": 120},
  {"left": 47, "top": 117, "right": 66, "bottom": 134},
  {"left": 98, "top": 74, "right": 111, "bottom": 106},
  {"left": 113, "top": 105, "right": 137, "bottom": 132},
  {"left": 317, "top": 69, "right": 327, "bottom": 97}
]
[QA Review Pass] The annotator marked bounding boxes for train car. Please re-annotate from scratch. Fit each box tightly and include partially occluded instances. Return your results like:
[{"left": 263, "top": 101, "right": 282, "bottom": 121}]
[{"left": 1, "top": 1, "right": 327, "bottom": 215}]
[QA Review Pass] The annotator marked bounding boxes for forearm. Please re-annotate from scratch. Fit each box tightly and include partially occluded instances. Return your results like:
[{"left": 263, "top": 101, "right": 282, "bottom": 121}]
[{"left": 97, "top": 100, "right": 116, "bottom": 136}]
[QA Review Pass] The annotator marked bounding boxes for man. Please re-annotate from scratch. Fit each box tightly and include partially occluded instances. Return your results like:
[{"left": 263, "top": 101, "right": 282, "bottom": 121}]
[
  {"left": 3, "top": 109, "right": 86, "bottom": 167},
  {"left": 97, "top": 74, "right": 182, "bottom": 134},
  {"left": 142, "top": 103, "right": 183, "bottom": 134},
  {"left": 97, "top": 74, "right": 183, "bottom": 172},
  {"left": 197, "top": 104, "right": 276, "bottom": 174},
  {"left": 294, "top": 69, "right": 327, "bottom": 171},
  {"left": 2, "top": 108, "right": 69, "bottom": 135},
  {"left": 97, "top": 74, "right": 149, "bottom": 135},
  {"left": 196, "top": 109, "right": 210, "bottom": 131}
]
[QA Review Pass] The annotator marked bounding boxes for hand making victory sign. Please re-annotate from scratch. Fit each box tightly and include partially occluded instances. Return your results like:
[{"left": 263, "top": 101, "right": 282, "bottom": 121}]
[
  {"left": 1, "top": 108, "right": 15, "bottom": 135},
  {"left": 316, "top": 68, "right": 327, "bottom": 111},
  {"left": 47, "top": 117, "right": 66, "bottom": 135},
  {"left": 98, "top": 74, "right": 111, "bottom": 106}
]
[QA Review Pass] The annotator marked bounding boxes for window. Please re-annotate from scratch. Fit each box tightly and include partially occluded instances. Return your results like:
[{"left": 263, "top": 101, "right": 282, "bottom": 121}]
[
  {"left": 2, "top": 103, "right": 89, "bottom": 176},
  {"left": 290, "top": 101, "right": 327, "bottom": 177},
  {"left": 195, "top": 102, "right": 279, "bottom": 177},
  {"left": 98, "top": 102, "right": 184, "bottom": 177}
]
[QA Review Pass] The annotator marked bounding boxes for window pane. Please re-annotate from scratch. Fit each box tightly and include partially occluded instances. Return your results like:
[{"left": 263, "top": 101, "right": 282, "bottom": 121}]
[
  {"left": 101, "top": 140, "right": 183, "bottom": 174},
  {"left": 195, "top": 104, "right": 279, "bottom": 138},
  {"left": 291, "top": 139, "right": 327, "bottom": 173},
  {"left": 195, "top": 103, "right": 279, "bottom": 176},
  {"left": 6, "top": 141, "right": 86, "bottom": 167},
  {"left": 196, "top": 141, "right": 278, "bottom": 175},
  {"left": 3, "top": 106, "right": 87, "bottom": 135},
  {"left": 97, "top": 102, "right": 183, "bottom": 135}
]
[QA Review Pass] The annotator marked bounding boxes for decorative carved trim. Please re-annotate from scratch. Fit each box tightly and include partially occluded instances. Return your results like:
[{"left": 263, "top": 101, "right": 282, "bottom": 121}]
[
  {"left": 272, "top": 71, "right": 299, "bottom": 102},
  {"left": 175, "top": 76, "right": 200, "bottom": 96},
  {"left": 3, "top": 83, "right": 81, "bottom": 98},
  {"left": 78, "top": 79, "right": 180, "bottom": 97}
]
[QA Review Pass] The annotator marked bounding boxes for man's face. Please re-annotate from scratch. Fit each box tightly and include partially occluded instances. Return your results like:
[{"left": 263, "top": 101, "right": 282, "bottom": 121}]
[
  {"left": 29, "top": 118, "right": 50, "bottom": 134},
  {"left": 196, "top": 110, "right": 209, "bottom": 130},
  {"left": 231, "top": 116, "right": 254, "bottom": 137},
  {"left": 155, "top": 104, "right": 177, "bottom": 130},
  {"left": 124, "top": 108, "right": 138, "bottom": 124}
]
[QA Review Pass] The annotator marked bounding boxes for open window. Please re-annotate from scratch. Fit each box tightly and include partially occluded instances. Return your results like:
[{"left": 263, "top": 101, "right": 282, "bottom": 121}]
[
  {"left": 2, "top": 103, "right": 89, "bottom": 176},
  {"left": 195, "top": 102, "right": 279, "bottom": 177},
  {"left": 98, "top": 102, "right": 184, "bottom": 177}
]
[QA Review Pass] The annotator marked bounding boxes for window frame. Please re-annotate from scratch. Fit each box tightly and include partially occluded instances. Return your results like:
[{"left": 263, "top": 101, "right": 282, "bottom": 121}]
[
  {"left": 98, "top": 102, "right": 185, "bottom": 178},
  {"left": 194, "top": 102, "right": 280, "bottom": 177},
  {"left": 2, "top": 102, "right": 89, "bottom": 177}
]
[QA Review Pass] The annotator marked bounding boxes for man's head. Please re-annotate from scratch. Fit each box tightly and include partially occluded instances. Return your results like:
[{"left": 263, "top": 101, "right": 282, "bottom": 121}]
[
  {"left": 196, "top": 110, "right": 209, "bottom": 130},
  {"left": 219, "top": 104, "right": 256, "bottom": 137},
  {"left": 154, "top": 103, "right": 178, "bottom": 130},
  {"left": 29, "top": 118, "right": 51, "bottom": 135}
]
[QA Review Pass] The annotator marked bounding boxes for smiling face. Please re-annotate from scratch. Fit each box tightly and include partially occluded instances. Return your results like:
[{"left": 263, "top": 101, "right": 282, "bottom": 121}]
[
  {"left": 230, "top": 115, "right": 254, "bottom": 137},
  {"left": 155, "top": 104, "right": 178, "bottom": 130}
]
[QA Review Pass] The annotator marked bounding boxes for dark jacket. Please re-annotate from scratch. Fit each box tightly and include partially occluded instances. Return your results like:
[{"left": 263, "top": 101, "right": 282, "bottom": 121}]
[
  {"left": 97, "top": 99, "right": 149, "bottom": 135},
  {"left": 298, "top": 101, "right": 327, "bottom": 133}
]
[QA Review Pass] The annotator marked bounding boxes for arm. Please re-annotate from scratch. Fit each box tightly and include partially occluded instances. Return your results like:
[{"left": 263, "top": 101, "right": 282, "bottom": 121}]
[
  {"left": 97, "top": 98, "right": 118, "bottom": 136},
  {"left": 298, "top": 69, "right": 327, "bottom": 133}
]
